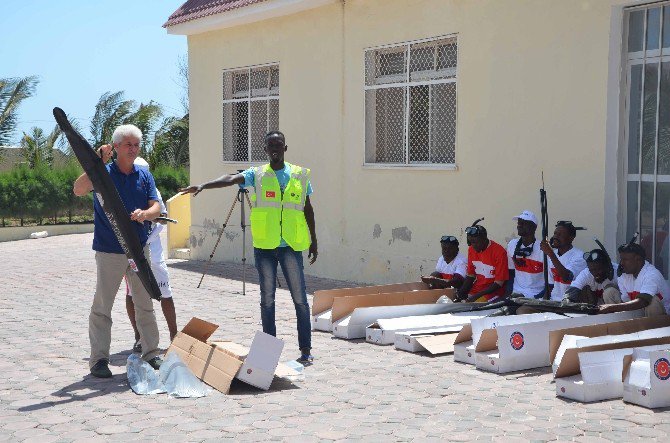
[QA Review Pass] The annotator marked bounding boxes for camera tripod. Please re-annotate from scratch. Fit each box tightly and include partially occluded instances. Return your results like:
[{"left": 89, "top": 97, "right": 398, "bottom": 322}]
[{"left": 197, "top": 186, "right": 280, "bottom": 294}]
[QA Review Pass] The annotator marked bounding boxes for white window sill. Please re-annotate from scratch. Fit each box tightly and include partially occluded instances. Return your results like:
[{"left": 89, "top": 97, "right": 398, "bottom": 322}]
[{"left": 362, "top": 163, "right": 458, "bottom": 171}]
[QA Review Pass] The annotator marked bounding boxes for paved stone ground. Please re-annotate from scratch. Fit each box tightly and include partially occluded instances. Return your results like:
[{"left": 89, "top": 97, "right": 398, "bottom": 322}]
[{"left": 1, "top": 232, "right": 669, "bottom": 442}]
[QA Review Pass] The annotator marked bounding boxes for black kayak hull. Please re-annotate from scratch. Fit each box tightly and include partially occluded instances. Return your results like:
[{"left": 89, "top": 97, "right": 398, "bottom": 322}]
[{"left": 53, "top": 107, "right": 162, "bottom": 301}]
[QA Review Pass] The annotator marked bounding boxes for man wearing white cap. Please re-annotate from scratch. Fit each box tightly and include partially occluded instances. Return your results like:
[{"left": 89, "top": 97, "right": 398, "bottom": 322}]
[
  {"left": 125, "top": 157, "right": 178, "bottom": 352},
  {"left": 507, "top": 211, "right": 546, "bottom": 299}
]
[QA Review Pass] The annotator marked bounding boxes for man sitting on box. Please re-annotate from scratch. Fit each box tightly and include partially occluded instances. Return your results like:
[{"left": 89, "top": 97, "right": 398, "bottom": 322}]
[
  {"left": 421, "top": 235, "right": 467, "bottom": 290},
  {"left": 454, "top": 220, "right": 509, "bottom": 303},
  {"left": 540, "top": 221, "right": 587, "bottom": 301},
  {"left": 564, "top": 248, "right": 620, "bottom": 306},
  {"left": 599, "top": 242, "right": 669, "bottom": 316}
]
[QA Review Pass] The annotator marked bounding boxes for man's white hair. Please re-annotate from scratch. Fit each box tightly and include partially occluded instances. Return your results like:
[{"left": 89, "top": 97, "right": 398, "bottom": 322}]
[{"left": 112, "top": 124, "right": 143, "bottom": 144}]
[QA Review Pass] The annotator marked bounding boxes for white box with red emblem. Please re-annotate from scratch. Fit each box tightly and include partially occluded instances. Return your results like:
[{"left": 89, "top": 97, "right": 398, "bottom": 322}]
[
  {"left": 623, "top": 347, "right": 670, "bottom": 408},
  {"left": 475, "top": 311, "right": 639, "bottom": 374},
  {"left": 556, "top": 344, "right": 670, "bottom": 403}
]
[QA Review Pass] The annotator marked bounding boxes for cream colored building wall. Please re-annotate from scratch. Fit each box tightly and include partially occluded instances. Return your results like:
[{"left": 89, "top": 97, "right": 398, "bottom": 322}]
[{"left": 187, "top": 0, "right": 628, "bottom": 284}]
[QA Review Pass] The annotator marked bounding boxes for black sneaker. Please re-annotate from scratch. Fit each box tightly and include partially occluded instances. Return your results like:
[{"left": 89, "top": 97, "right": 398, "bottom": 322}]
[
  {"left": 132, "top": 340, "right": 142, "bottom": 354},
  {"left": 147, "top": 356, "right": 163, "bottom": 370},
  {"left": 90, "top": 359, "right": 112, "bottom": 378},
  {"left": 297, "top": 353, "right": 314, "bottom": 365}
]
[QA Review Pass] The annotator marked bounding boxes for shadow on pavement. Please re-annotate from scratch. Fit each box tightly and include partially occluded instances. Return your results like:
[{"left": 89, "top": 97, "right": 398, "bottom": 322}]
[
  {"left": 228, "top": 376, "right": 301, "bottom": 395},
  {"left": 18, "top": 375, "right": 129, "bottom": 412}
]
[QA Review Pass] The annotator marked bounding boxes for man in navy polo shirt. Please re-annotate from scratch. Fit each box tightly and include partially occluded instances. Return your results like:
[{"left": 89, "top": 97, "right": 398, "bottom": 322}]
[{"left": 73, "top": 124, "right": 162, "bottom": 378}]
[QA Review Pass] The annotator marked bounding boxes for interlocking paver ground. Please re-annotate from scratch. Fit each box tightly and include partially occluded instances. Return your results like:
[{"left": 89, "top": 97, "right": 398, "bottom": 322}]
[{"left": 1, "top": 232, "right": 669, "bottom": 441}]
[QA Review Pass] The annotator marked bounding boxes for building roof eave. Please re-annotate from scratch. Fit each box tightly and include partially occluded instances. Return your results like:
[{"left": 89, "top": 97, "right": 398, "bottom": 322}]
[{"left": 165, "top": 0, "right": 338, "bottom": 36}]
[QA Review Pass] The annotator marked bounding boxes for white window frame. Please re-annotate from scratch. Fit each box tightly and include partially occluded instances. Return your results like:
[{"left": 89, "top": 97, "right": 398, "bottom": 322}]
[
  {"left": 363, "top": 34, "right": 459, "bottom": 170},
  {"left": 222, "top": 62, "right": 279, "bottom": 164}
]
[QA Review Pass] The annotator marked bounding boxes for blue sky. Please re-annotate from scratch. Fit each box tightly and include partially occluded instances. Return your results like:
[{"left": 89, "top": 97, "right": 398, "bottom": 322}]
[{"left": 1, "top": 0, "right": 188, "bottom": 145}]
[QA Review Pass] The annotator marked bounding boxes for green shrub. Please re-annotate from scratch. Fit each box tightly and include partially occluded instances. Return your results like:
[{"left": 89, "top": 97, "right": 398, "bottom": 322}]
[{"left": 151, "top": 165, "right": 189, "bottom": 201}]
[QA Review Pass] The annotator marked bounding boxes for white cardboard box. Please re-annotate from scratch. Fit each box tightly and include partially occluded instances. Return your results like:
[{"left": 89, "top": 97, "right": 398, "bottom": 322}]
[
  {"left": 311, "top": 282, "right": 430, "bottom": 332},
  {"left": 556, "top": 344, "right": 670, "bottom": 402},
  {"left": 395, "top": 327, "right": 467, "bottom": 353},
  {"left": 453, "top": 313, "right": 566, "bottom": 366},
  {"left": 475, "top": 311, "right": 640, "bottom": 374},
  {"left": 552, "top": 326, "right": 670, "bottom": 378},
  {"left": 366, "top": 310, "right": 497, "bottom": 345},
  {"left": 332, "top": 303, "right": 460, "bottom": 340},
  {"left": 623, "top": 347, "right": 670, "bottom": 408}
]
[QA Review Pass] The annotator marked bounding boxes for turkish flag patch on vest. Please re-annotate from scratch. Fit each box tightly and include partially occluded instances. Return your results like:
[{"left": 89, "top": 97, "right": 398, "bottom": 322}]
[{"left": 265, "top": 191, "right": 276, "bottom": 198}]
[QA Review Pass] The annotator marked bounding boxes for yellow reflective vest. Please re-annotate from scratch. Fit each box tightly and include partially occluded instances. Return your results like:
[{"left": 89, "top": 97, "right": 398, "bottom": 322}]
[{"left": 249, "top": 162, "right": 311, "bottom": 251}]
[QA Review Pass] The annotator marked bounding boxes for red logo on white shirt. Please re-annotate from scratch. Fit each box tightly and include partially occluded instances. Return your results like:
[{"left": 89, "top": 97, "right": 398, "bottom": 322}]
[{"left": 551, "top": 268, "right": 572, "bottom": 285}]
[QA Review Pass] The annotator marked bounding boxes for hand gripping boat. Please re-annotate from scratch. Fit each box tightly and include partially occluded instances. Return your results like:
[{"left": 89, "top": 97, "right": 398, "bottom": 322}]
[{"left": 53, "top": 107, "right": 162, "bottom": 301}]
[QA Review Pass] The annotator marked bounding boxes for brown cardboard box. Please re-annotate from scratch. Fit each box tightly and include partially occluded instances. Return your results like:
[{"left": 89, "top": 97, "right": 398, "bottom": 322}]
[
  {"left": 311, "top": 282, "right": 429, "bottom": 317},
  {"left": 166, "top": 318, "right": 242, "bottom": 394},
  {"left": 166, "top": 318, "right": 288, "bottom": 394}
]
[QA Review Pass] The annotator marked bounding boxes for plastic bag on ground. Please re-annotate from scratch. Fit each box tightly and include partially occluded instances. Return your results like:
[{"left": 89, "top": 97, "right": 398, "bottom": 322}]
[
  {"left": 279, "top": 360, "right": 306, "bottom": 383},
  {"left": 159, "top": 352, "right": 210, "bottom": 398},
  {"left": 127, "top": 354, "right": 166, "bottom": 395}
]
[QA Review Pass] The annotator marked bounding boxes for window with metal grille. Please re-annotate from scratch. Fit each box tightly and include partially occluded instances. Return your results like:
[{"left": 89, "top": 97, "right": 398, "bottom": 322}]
[
  {"left": 364, "top": 36, "right": 457, "bottom": 166},
  {"left": 623, "top": 3, "right": 670, "bottom": 278},
  {"left": 222, "top": 64, "right": 279, "bottom": 162}
]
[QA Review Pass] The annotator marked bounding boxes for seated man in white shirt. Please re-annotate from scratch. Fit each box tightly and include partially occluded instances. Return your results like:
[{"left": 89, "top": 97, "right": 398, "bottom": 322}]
[
  {"left": 540, "top": 220, "right": 587, "bottom": 301},
  {"left": 564, "top": 248, "right": 620, "bottom": 305},
  {"left": 421, "top": 235, "right": 467, "bottom": 290},
  {"left": 599, "top": 242, "right": 669, "bottom": 316},
  {"left": 507, "top": 210, "right": 545, "bottom": 299}
]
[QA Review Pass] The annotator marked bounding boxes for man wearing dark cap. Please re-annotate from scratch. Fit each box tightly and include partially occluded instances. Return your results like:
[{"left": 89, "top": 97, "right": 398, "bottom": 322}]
[
  {"left": 564, "top": 249, "right": 620, "bottom": 305},
  {"left": 180, "top": 131, "right": 318, "bottom": 363},
  {"left": 421, "top": 235, "right": 467, "bottom": 290},
  {"left": 455, "top": 222, "right": 509, "bottom": 303},
  {"left": 599, "top": 243, "right": 669, "bottom": 316},
  {"left": 507, "top": 210, "right": 545, "bottom": 299}
]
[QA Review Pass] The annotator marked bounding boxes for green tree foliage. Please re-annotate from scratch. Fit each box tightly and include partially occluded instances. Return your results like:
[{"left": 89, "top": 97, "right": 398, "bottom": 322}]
[
  {"left": 0, "top": 76, "right": 39, "bottom": 145},
  {"left": 150, "top": 114, "right": 189, "bottom": 168},
  {"left": 151, "top": 164, "right": 189, "bottom": 201},
  {"left": 20, "top": 125, "right": 62, "bottom": 168}
]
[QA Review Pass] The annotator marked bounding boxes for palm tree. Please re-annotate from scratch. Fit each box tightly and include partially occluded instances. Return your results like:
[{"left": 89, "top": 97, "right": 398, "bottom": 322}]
[
  {"left": 89, "top": 91, "right": 163, "bottom": 154},
  {"left": 0, "top": 76, "right": 39, "bottom": 145},
  {"left": 89, "top": 91, "right": 135, "bottom": 147},
  {"left": 150, "top": 114, "right": 189, "bottom": 167},
  {"left": 20, "top": 125, "right": 62, "bottom": 168}
]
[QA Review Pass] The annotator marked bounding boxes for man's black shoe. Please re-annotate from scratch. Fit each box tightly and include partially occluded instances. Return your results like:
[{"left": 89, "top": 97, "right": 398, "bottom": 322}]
[
  {"left": 90, "top": 359, "right": 112, "bottom": 378},
  {"left": 147, "top": 356, "right": 163, "bottom": 370},
  {"left": 132, "top": 340, "right": 142, "bottom": 354}
]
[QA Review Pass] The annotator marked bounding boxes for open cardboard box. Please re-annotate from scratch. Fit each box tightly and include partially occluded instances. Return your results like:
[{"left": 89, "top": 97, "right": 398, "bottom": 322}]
[
  {"left": 366, "top": 309, "right": 497, "bottom": 345},
  {"left": 623, "top": 347, "right": 670, "bottom": 408},
  {"left": 166, "top": 317, "right": 292, "bottom": 393},
  {"left": 395, "top": 328, "right": 464, "bottom": 353},
  {"left": 552, "top": 326, "right": 670, "bottom": 379},
  {"left": 549, "top": 315, "right": 670, "bottom": 377},
  {"left": 329, "top": 289, "right": 453, "bottom": 339},
  {"left": 311, "top": 282, "right": 428, "bottom": 331},
  {"left": 474, "top": 311, "right": 640, "bottom": 374},
  {"left": 452, "top": 312, "right": 565, "bottom": 365},
  {"left": 556, "top": 344, "right": 670, "bottom": 403}
]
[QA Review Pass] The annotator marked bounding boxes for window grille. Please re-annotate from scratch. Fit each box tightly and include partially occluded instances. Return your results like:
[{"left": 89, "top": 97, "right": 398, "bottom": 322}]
[
  {"left": 365, "top": 36, "right": 458, "bottom": 166},
  {"left": 623, "top": 2, "right": 670, "bottom": 278},
  {"left": 223, "top": 64, "right": 279, "bottom": 162}
]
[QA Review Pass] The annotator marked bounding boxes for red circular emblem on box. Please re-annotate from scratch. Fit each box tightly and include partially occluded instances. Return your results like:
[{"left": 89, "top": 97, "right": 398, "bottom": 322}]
[
  {"left": 247, "top": 369, "right": 252, "bottom": 374},
  {"left": 642, "top": 390, "right": 647, "bottom": 396},
  {"left": 654, "top": 358, "right": 670, "bottom": 380},
  {"left": 510, "top": 331, "right": 524, "bottom": 350},
  {"left": 561, "top": 387, "right": 566, "bottom": 393}
]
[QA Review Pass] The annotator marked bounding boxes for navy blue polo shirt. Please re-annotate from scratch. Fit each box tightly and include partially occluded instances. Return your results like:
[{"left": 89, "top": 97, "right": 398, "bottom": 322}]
[{"left": 92, "top": 162, "right": 158, "bottom": 253}]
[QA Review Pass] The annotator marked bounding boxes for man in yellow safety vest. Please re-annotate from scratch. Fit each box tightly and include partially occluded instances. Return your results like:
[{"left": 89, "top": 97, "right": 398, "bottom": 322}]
[{"left": 180, "top": 131, "right": 318, "bottom": 363}]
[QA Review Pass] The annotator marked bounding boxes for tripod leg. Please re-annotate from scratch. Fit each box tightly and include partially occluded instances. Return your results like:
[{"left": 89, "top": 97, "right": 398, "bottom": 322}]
[
  {"left": 240, "top": 190, "right": 247, "bottom": 296},
  {"left": 197, "top": 194, "right": 239, "bottom": 288}
]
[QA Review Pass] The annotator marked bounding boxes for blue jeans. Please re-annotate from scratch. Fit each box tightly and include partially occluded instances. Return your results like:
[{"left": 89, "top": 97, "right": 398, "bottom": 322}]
[{"left": 254, "top": 246, "right": 311, "bottom": 351}]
